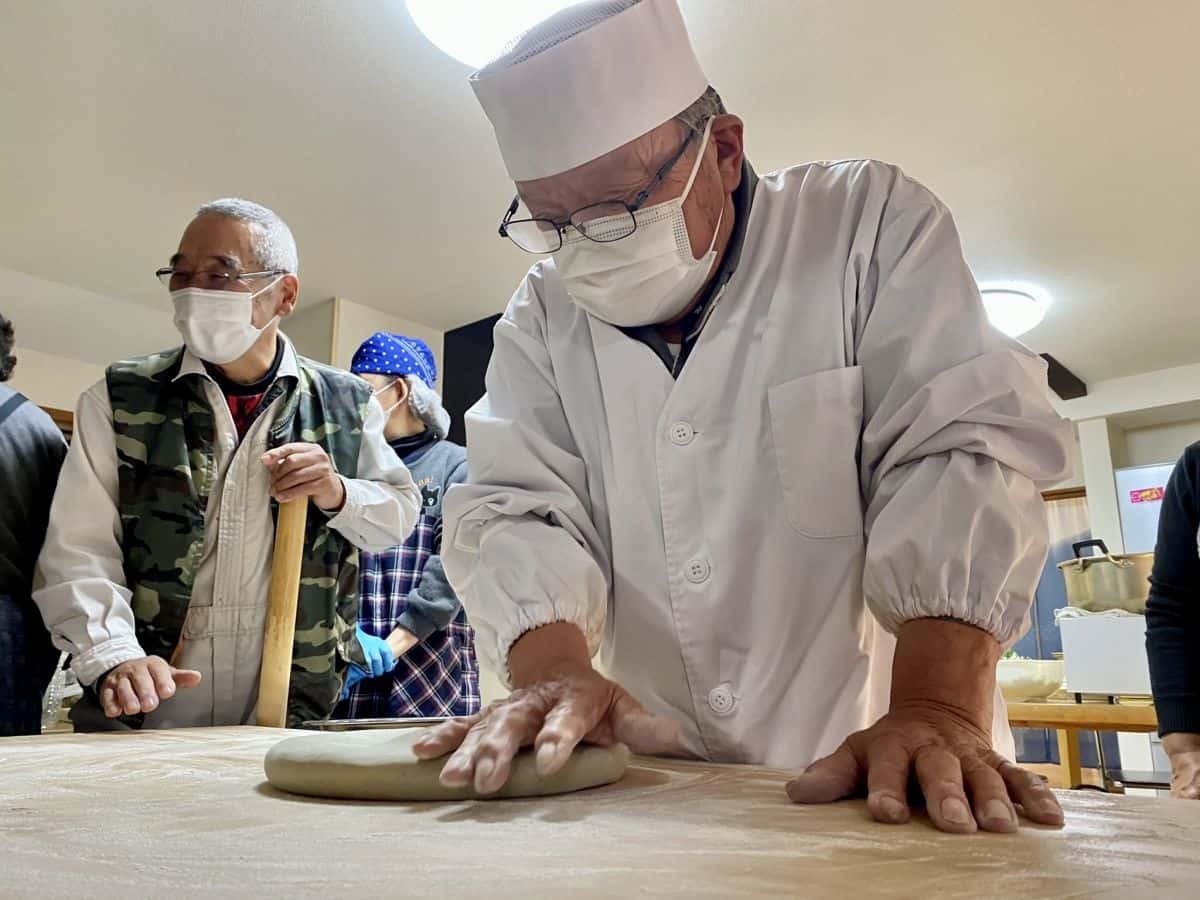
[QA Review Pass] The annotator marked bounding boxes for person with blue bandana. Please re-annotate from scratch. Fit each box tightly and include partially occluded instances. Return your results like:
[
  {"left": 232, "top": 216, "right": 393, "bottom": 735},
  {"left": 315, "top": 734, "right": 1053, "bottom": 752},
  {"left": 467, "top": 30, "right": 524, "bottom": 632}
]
[{"left": 336, "top": 332, "right": 479, "bottom": 719}]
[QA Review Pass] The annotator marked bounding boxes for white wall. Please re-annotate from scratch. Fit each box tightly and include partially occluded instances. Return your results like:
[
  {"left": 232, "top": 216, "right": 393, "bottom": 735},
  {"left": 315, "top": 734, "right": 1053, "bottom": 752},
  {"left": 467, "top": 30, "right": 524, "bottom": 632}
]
[
  {"left": 1056, "top": 360, "right": 1200, "bottom": 422},
  {"left": 332, "top": 298, "right": 444, "bottom": 387},
  {"left": 7, "top": 346, "right": 104, "bottom": 411},
  {"left": 1124, "top": 419, "right": 1200, "bottom": 468},
  {"left": 2, "top": 264, "right": 179, "bottom": 410},
  {"left": 1077, "top": 418, "right": 1126, "bottom": 552},
  {"left": 285, "top": 297, "right": 335, "bottom": 364},
  {"left": 0, "top": 265, "right": 179, "bottom": 368},
  {"left": 1058, "top": 363, "right": 1200, "bottom": 550}
]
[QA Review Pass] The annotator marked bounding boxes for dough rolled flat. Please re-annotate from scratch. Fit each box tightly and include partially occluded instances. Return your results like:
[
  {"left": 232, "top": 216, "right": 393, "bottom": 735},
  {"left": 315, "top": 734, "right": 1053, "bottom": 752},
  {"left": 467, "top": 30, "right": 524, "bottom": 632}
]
[{"left": 264, "top": 729, "right": 631, "bottom": 801}]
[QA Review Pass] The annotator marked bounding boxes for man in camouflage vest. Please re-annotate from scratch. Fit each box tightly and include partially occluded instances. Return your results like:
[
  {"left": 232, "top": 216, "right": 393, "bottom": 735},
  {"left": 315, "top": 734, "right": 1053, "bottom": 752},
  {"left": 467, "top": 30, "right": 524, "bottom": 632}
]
[{"left": 34, "top": 198, "right": 421, "bottom": 729}]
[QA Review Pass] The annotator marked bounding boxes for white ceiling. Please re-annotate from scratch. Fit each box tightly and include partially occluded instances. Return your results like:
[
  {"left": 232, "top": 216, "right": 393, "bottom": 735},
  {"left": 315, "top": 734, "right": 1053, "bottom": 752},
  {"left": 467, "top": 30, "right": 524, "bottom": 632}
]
[{"left": 2, "top": 0, "right": 1197, "bottom": 383}]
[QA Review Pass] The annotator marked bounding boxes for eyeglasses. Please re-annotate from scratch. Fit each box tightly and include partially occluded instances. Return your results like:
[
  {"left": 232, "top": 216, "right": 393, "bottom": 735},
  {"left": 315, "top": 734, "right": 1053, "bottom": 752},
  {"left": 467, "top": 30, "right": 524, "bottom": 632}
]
[
  {"left": 154, "top": 267, "right": 288, "bottom": 291},
  {"left": 498, "top": 126, "right": 700, "bottom": 254}
]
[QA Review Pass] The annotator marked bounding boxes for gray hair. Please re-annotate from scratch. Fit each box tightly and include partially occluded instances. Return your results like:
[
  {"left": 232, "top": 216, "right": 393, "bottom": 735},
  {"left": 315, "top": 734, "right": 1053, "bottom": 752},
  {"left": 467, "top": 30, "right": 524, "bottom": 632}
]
[
  {"left": 0, "top": 311, "right": 15, "bottom": 382},
  {"left": 194, "top": 197, "right": 299, "bottom": 274},
  {"left": 674, "top": 85, "right": 727, "bottom": 134},
  {"left": 405, "top": 376, "right": 451, "bottom": 440}
]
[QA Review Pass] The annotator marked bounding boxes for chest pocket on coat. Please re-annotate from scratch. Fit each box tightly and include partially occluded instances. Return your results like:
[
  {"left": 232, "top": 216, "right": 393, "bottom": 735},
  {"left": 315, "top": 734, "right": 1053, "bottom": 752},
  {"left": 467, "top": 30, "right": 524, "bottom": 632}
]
[{"left": 767, "top": 366, "right": 865, "bottom": 539}]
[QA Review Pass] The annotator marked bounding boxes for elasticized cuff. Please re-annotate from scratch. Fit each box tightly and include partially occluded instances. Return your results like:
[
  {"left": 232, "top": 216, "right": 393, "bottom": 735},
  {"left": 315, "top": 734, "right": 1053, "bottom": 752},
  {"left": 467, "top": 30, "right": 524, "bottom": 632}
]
[
  {"left": 70, "top": 637, "right": 146, "bottom": 686},
  {"left": 1155, "top": 696, "right": 1200, "bottom": 738}
]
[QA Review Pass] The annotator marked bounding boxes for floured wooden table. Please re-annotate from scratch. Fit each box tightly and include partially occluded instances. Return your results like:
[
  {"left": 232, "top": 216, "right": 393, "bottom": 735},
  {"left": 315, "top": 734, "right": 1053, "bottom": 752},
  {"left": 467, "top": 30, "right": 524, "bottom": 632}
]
[{"left": 3, "top": 727, "right": 1199, "bottom": 898}]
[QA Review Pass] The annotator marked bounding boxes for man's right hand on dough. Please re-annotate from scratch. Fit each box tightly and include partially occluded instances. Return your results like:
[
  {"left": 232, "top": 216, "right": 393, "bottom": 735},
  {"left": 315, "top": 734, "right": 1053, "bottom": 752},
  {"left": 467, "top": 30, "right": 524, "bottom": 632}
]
[
  {"left": 99, "top": 656, "right": 202, "bottom": 718},
  {"left": 412, "top": 622, "right": 681, "bottom": 794}
]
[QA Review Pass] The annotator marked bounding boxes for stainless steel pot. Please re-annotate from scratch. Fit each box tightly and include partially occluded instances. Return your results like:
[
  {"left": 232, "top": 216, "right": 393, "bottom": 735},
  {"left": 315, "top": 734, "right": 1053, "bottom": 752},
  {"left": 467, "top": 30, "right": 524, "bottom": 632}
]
[{"left": 1056, "top": 539, "right": 1152, "bottom": 613}]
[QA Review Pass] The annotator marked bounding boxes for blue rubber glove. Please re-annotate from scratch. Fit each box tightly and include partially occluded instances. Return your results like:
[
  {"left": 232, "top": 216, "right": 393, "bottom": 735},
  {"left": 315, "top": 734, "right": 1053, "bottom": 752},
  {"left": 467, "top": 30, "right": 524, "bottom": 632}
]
[
  {"left": 340, "top": 628, "right": 397, "bottom": 700},
  {"left": 341, "top": 664, "right": 370, "bottom": 698},
  {"left": 357, "top": 627, "right": 396, "bottom": 677}
]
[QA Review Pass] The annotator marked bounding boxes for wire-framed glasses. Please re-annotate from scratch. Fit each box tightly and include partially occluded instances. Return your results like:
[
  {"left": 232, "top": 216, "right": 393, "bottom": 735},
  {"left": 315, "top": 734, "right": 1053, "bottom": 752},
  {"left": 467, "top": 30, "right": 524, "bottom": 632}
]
[
  {"left": 154, "top": 267, "right": 287, "bottom": 291},
  {"left": 498, "top": 127, "right": 699, "bottom": 254}
]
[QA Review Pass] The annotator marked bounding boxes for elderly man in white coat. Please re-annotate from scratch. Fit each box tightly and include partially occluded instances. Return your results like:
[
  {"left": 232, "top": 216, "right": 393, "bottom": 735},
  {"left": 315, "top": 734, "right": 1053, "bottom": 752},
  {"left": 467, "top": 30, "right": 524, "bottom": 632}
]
[{"left": 417, "top": 0, "right": 1073, "bottom": 835}]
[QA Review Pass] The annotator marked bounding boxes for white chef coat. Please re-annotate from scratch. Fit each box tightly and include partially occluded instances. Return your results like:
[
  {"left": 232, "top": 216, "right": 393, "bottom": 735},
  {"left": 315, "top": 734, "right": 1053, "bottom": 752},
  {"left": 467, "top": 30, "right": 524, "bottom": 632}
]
[
  {"left": 443, "top": 160, "right": 1073, "bottom": 769},
  {"left": 33, "top": 336, "right": 421, "bottom": 727}
]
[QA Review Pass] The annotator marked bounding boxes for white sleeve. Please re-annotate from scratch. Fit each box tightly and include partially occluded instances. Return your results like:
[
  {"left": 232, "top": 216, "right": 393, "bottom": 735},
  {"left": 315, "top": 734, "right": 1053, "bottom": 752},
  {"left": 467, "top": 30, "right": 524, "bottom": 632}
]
[
  {"left": 856, "top": 170, "right": 1074, "bottom": 645},
  {"left": 33, "top": 381, "right": 145, "bottom": 685},
  {"left": 325, "top": 395, "right": 422, "bottom": 552},
  {"left": 442, "top": 278, "right": 609, "bottom": 685}
]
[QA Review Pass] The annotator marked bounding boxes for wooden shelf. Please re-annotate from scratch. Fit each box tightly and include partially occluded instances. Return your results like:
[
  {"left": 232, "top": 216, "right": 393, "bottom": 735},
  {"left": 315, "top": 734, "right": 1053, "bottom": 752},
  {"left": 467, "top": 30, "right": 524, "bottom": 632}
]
[
  {"left": 40, "top": 405, "right": 73, "bottom": 439},
  {"left": 1008, "top": 700, "right": 1157, "bottom": 733},
  {"left": 1008, "top": 700, "right": 1160, "bottom": 790}
]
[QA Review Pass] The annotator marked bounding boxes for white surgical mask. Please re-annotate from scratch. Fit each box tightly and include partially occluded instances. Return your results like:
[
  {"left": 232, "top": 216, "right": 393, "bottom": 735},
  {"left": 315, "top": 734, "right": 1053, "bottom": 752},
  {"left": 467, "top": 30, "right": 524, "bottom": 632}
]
[
  {"left": 171, "top": 278, "right": 283, "bottom": 364},
  {"left": 554, "top": 117, "right": 722, "bottom": 327},
  {"left": 372, "top": 378, "right": 403, "bottom": 417}
]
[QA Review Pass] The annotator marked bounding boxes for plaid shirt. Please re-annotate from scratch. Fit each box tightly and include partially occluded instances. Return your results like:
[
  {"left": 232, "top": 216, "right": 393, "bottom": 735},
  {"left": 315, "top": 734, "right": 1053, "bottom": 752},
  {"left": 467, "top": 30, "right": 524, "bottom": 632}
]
[{"left": 334, "top": 514, "right": 480, "bottom": 718}]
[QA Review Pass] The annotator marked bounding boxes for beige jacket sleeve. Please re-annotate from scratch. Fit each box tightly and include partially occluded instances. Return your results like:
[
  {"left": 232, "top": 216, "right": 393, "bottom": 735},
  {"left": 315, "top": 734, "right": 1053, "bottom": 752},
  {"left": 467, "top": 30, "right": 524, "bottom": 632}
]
[
  {"left": 325, "top": 395, "right": 422, "bottom": 552},
  {"left": 33, "top": 381, "right": 145, "bottom": 685}
]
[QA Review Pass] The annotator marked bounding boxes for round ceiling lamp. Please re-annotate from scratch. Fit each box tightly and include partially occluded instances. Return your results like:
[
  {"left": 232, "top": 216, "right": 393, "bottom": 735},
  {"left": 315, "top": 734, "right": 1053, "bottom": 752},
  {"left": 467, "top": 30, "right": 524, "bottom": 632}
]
[
  {"left": 978, "top": 282, "right": 1051, "bottom": 338},
  {"left": 406, "top": 0, "right": 584, "bottom": 69}
]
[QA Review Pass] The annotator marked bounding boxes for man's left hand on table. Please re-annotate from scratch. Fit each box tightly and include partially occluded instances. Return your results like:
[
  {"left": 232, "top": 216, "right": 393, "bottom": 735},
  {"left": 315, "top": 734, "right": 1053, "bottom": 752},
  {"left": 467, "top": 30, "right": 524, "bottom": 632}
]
[
  {"left": 262, "top": 442, "right": 345, "bottom": 511},
  {"left": 787, "top": 618, "right": 1065, "bottom": 834}
]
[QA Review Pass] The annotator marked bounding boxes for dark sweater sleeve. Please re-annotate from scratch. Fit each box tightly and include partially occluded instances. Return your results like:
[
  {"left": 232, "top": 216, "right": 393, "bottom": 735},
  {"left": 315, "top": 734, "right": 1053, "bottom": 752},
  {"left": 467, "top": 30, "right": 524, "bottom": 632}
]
[
  {"left": 1146, "top": 442, "right": 1200, "bottom": 736},
  {"left": 394, "top": 454, "right": 469, "bottom": 641}
]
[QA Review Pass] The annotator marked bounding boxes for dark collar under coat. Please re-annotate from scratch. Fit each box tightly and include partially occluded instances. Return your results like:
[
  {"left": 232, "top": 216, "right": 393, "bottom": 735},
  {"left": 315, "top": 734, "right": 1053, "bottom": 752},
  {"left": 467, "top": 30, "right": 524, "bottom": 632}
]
[{"left": 620, "top": 158, "right": 759, "bottom": 377}]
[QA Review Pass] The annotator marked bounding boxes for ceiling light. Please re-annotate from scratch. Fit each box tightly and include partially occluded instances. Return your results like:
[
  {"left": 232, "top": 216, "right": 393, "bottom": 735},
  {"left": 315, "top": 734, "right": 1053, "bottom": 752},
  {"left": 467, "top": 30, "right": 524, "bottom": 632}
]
[
  {"left": 406, "top": 0, "right": 583, "bottom": 69},
  {"left": 978, "top": 282, "right": 1051, "bottom": 338}
]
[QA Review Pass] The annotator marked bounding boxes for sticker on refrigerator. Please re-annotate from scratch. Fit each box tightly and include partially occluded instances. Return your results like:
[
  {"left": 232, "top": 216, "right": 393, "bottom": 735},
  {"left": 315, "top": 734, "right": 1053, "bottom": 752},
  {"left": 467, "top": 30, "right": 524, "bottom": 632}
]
[
  {"left": 1129, "top": 487, "right": 1165, "bottom": 504},
  {"left": 1116, "top": 463, "right": 1177, "bottom": 554}
]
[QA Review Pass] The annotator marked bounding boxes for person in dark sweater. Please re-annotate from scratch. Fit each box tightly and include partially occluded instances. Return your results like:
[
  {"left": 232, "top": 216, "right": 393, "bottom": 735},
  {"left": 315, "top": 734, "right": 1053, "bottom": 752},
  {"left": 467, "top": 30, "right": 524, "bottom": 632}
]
[
  {"left": 1147, "top": 441, "right": 1200, "bottom": 799},
  {"left": 334, "top": 332, "right": 480, "bottom": 719},
  {"left": 0, "top": 312, "right": 68, "bottom": 735}
]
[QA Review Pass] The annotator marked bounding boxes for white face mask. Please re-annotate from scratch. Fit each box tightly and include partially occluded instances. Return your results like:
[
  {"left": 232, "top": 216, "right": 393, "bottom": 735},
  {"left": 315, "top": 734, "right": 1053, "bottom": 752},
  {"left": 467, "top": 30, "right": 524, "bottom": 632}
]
[
  {"left": 372, "top": 378, "right": 403, "bottom": 417},
  {"left": 171, "top": 278, "right": 283, "bottom": 365},
  {"left": 554, "top": 117, "right": 722, "bottom": 328}
]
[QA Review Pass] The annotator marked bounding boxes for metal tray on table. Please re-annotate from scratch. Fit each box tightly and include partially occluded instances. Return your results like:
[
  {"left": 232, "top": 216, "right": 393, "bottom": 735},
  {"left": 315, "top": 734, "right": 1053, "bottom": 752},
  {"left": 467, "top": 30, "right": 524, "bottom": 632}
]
[{"left": 300, "top": 716, "right": 449, "bottom": 731}]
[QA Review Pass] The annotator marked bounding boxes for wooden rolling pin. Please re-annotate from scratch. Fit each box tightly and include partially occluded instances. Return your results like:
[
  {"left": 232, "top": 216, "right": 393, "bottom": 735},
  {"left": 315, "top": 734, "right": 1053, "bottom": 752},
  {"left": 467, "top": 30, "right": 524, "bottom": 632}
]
[{"left": 256, "top": 498, "right": 309, "bottom": 728}]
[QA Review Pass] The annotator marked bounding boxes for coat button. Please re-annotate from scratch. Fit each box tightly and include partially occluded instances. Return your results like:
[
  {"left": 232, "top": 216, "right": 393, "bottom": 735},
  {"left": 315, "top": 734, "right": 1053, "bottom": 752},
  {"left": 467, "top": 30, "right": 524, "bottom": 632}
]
[
  {"left": 669, "top": 421, "right": 695, "bottom": 445},
  {"left": 708, "top": 684, "right": 736, "bottom": 716},
  {"left": 685, "top": 558, "right": 711, "bottom": 583}
]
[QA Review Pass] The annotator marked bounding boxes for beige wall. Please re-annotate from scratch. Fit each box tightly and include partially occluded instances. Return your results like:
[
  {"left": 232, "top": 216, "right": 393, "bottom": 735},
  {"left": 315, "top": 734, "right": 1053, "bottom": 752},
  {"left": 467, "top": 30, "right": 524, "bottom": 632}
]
[
  {"left": 7, "top": 345, "right": 105, "bottom": 411},
  {"left": 1, "top": 265, "right": 179, "bottom": 368},
  {"left": 285, "top": 297, "right": 336, "bottom": 364},
  {"left": 1057, "top": 363, "right": 1200, "bottom": 551},
  {"left": 1056, "top": 360, "right": 1200, "bottom": 422},
  {"left": 332, "top": 298, "right": 444, "bottom": 388},
  {"left": 1, "top": 264, "right": 178, "bottom": 411},
  {"left": 1077, "top": 418, "right": 1126, "bottom": 552},
  {"left": 1123, "top": 419, "right": 1200, "bottom": 469}
]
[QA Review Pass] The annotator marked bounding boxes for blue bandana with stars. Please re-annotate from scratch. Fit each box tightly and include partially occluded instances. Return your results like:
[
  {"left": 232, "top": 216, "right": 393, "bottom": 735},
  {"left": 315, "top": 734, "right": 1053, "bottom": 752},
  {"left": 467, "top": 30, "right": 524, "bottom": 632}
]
[{"left": 350, "top": 332, "right": 438, "bottom": 387}]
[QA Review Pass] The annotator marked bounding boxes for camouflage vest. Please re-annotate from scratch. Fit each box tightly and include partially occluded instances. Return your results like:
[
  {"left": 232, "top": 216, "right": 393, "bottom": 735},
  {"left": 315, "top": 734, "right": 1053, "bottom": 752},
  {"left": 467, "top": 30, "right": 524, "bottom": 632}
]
[{"left": 106, "top": 346, "right": 372, "bottom": 726}]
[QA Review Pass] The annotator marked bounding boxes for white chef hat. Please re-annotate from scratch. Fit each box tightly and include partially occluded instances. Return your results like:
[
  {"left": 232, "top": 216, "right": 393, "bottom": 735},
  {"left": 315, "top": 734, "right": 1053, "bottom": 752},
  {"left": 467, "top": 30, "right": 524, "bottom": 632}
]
[{"left": 470, "top": 0, "right": 709, "bottom": 181}]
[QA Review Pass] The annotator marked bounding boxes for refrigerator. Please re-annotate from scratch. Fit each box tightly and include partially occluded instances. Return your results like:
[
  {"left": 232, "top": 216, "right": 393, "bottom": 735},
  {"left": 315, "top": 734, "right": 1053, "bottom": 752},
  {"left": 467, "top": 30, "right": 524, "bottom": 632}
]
[
  {"left": 1115, "top": 462, "right": 1177, "bottom": 553},
  {"left": 1109, "top": 463, "right": 1177, "bottom": 785}
]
